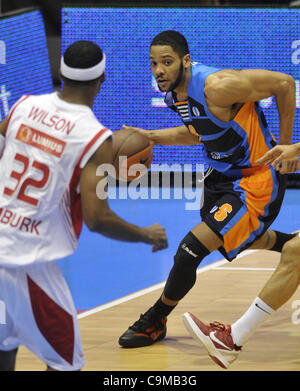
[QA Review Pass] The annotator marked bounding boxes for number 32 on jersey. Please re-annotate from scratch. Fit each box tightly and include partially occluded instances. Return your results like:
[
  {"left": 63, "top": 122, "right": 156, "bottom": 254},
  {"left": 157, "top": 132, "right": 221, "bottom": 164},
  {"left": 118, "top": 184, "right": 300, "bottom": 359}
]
[{"left": 3, "top": 152, "right": 51, "bottom": 207}]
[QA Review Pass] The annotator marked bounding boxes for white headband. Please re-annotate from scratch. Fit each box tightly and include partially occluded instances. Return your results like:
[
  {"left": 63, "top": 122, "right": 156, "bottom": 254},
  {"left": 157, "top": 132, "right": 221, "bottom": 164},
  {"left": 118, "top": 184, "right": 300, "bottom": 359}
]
[{"left": 60, "top": 53, "right": 106, "bottom": 81}]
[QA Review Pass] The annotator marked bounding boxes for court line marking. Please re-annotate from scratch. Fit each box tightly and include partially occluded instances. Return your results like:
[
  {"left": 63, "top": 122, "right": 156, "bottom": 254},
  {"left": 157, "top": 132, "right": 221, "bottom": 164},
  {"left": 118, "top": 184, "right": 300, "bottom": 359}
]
[
  {"left": 213, "top": 267, "right": 275, "bottom": 271},
  {"left": 78, "top": 249, "right": 258, "bottom": 319}
]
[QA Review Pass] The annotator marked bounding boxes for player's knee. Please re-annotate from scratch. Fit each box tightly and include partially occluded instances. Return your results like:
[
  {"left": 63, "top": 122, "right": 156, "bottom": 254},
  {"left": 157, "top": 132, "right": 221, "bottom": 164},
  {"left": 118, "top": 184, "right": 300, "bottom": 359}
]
[
  {"left": 174, "top": 232, "right": 210, "bottom": 269},
  {"left": 269, "top": 231, "right": 298, "bottom": 253},
  {"left": 0, "top": 348, "right": 18, "bottom": 371},
  {"left": 282, "top": 237, "right": 300, "bottom": 270}
]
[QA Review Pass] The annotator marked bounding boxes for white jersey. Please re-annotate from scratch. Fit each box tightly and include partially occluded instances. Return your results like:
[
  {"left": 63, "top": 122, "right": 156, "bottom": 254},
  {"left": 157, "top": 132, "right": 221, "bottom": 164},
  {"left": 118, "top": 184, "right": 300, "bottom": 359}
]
[{"left": 0, "top": 92, "right": 112, "bottom": 267}]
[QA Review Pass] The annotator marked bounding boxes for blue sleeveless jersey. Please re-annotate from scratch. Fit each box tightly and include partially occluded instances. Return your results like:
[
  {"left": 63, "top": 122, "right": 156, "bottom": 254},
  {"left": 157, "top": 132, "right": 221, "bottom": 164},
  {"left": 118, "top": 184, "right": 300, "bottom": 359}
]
[{"left": 164, "top": 63, "right": 276, "bottom": 177}]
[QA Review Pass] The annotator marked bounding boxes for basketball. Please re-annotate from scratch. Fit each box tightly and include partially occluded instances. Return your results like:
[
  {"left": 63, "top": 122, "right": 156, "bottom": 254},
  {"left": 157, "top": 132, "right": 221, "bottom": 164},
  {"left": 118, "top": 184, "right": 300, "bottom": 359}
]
[{"left": 112, "top": 128, "right": 153, "bottom": 181}]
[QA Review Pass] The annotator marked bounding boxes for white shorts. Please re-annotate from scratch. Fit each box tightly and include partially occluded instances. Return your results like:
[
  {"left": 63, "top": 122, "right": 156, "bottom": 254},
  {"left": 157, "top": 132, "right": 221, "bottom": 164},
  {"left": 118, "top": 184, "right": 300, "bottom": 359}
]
[{"left": 0, "top": 261, "right": 84, "bottom": 371}]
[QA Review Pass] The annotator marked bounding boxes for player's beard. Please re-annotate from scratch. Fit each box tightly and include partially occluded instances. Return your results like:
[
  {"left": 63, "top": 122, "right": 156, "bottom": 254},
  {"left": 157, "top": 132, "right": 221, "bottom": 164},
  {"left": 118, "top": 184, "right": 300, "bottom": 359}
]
[
  {"left": 168, "top": 61, "right": 184, "bottom": 92},
  {"left": 157, "top": 61, "right": 184, "bottom": 93}
]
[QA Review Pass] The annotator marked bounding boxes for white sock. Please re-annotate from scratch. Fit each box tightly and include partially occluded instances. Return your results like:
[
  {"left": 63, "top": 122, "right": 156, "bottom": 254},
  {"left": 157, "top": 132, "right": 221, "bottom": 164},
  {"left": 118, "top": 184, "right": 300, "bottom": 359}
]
[{"left": 231, "top": 297, "right": 274, "bottom": 347}]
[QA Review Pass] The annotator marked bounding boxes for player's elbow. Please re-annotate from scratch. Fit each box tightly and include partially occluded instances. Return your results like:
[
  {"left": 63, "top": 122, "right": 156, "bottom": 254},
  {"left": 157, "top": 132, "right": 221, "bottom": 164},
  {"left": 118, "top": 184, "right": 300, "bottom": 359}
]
[
  {"left": 84, "top": 210, "right": 112, "bottom": 234},
  {"left": 279, "top": 75, "right": 295, "bottom": 93},
  {"left": 285, "top": 74, "right": 295, "bottom": 86},
  {"left": 84, "top": 218, "right": 99, "bottom": 233}
]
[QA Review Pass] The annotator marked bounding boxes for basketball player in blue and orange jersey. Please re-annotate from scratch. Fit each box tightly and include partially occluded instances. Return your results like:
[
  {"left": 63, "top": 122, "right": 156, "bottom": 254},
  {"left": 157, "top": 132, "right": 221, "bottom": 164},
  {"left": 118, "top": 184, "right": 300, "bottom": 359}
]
[{"left": 119, "top": 30, "right": 299, "bottom": 366}]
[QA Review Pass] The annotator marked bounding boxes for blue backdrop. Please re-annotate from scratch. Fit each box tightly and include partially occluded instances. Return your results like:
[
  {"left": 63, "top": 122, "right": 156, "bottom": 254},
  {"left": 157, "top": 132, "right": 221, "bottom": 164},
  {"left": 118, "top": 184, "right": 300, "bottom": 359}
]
[
  {"left": 0, "top": 10, "right": 53, "bottom": 120},
  {"left": 62, "top": 7, "right": 300, "bottom": 167}
]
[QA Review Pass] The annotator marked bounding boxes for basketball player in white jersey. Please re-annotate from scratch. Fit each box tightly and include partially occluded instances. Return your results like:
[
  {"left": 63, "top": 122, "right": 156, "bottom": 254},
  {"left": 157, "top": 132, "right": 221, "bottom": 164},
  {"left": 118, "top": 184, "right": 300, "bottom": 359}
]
[{"left": 0, "top": 40, "right": 168, "bottom": 371}]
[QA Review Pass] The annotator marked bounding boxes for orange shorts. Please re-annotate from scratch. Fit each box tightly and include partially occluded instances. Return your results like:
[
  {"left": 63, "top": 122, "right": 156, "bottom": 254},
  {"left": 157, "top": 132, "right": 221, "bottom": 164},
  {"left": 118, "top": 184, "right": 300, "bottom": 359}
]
[{"left": 200, "top": 167, "right": 287, "bottom": 261}]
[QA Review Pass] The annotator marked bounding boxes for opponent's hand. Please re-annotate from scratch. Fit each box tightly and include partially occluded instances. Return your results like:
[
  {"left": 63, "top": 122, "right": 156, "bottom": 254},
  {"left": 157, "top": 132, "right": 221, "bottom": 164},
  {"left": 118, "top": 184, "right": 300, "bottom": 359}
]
[
  {"left": 256, "top": 145, "right": 300, "bottom": 174},
  {"left": 122, "top": 125, "right": 155, "bottom": 146},
  {"left": 276, "top": 158, "right": 300, "bottom": 174},
  {"left": 142, "top": 223, "right": 168, "bottom": 252}
]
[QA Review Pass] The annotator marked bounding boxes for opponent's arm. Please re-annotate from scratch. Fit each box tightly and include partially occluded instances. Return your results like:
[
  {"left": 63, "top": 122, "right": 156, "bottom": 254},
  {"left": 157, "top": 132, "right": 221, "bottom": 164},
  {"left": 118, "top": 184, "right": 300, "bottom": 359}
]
[
  {"left": 0, "top": 118, "right": 7, "bottom": 136},
  {"left": 80, "top": 137, "right": 168, "bottom": 252},
  {"left": 122, "top": 124, "right": 201, "bottom": 146},
  {"left": 0, "top": 118, "right": 7, "bottom": 158}
]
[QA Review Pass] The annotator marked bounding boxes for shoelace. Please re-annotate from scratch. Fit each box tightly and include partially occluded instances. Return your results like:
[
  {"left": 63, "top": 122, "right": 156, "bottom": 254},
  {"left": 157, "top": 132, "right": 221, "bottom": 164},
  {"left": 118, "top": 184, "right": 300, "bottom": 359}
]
[
  {"left": 209, "top": 321, "right": 230, "bottom": 333},
  {"left": 209, "top": 321, "right": 242, "bottom": 351},
  {"left": 130, "top": 310, "right": 159, "bottom": 331}
]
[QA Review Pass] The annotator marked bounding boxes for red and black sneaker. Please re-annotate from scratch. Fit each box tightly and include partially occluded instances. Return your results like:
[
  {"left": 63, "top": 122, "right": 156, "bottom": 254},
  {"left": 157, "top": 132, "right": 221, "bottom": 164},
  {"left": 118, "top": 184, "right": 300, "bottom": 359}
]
[{"left": 119, "top": 307, "right": 167, "bottom": 347}]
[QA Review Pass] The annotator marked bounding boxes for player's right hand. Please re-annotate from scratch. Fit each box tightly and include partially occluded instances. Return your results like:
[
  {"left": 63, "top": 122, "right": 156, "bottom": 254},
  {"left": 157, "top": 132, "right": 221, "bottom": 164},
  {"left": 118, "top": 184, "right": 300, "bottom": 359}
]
[
  {"left": 122, "top": 125, "right": 155, "bottom": 146},
  {"left": 256, "top": 144, "right": 300, "bottom": 173},
  {"left": 257, "top": 144, "right": 300, "bottom": 166},
  {"left": 143, "top": 223, "right": 168, "bottom": 252}
]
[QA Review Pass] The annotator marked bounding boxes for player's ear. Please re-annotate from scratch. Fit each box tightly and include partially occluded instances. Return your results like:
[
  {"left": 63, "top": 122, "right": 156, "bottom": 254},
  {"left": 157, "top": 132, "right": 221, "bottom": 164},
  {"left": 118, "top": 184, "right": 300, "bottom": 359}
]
[
  {"left": 100, "top": 72, "right": 105, "bottom": 83},
  {"left": 58, "top": 71, "right": 66, "bottom": 86},
  {"left": 95, "top": 74, "right": 105, "bottom": 92},
  {"left": 183, "top": 54, "right": 191, "bottom": 69}
]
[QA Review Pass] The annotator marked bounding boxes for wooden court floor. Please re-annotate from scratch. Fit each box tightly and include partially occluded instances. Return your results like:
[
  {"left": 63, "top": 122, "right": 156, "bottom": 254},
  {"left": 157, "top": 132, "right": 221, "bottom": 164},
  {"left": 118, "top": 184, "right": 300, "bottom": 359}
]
[{"left": 15, "top": 249, "right": 300, "bottom": 371}]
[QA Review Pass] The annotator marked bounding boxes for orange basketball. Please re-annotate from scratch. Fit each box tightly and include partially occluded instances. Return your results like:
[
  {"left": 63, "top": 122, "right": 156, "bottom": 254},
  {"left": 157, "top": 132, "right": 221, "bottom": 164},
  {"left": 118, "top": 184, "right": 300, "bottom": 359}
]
[{"left": 112, "top": 128, "right": 153, "bottom": 181}]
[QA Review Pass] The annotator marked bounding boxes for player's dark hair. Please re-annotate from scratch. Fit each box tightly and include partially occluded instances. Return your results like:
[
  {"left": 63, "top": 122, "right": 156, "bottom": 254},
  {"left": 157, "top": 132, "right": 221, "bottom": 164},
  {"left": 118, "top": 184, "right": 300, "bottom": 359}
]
[
  {"left": 61, "top": 40, "right": 104, "bottom": 87},
  {"left": 151, "top": 31, "right": 189, "bottom": 58}
]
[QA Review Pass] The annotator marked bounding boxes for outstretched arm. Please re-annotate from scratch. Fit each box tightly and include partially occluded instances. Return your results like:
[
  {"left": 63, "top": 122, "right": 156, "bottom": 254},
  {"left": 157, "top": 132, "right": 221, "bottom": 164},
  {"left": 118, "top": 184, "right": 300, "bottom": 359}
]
[{"left": 122, "top": 125, "right": 201, "bottom": 146}]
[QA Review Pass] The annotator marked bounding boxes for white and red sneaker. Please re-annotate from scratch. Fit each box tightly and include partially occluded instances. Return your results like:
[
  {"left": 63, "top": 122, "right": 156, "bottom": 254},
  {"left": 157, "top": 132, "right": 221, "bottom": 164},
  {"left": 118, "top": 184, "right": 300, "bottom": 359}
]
[{"left": 183, "top": 312, "right": 242, "bottom": 369}]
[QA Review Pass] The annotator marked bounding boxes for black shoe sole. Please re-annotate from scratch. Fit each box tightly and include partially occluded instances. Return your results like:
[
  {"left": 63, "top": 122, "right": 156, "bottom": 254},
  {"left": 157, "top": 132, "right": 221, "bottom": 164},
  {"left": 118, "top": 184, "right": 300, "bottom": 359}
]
[{"left": 119, "top": 330, "right": 166, "bottom": 348}]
